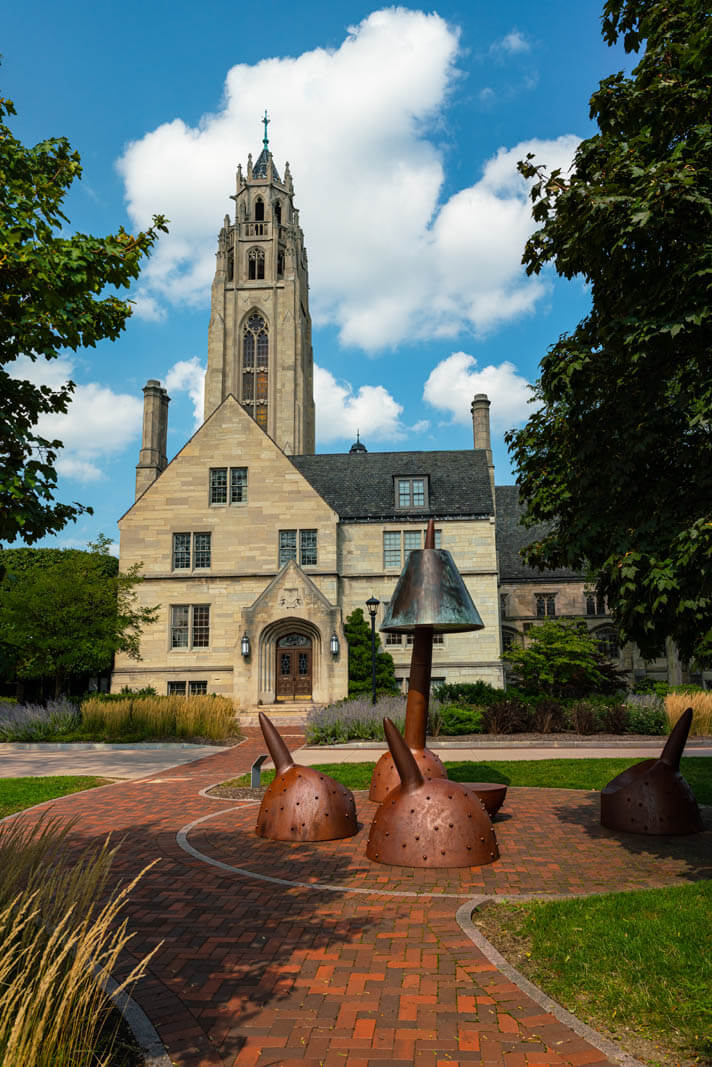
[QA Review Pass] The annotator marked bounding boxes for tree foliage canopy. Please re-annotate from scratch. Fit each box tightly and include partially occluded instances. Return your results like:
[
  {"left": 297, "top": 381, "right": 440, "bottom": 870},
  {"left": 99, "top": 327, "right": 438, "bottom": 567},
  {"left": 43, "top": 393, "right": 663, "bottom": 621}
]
[
  {"left": 0, "top": 536, "right": 158, "bottom": 696},
  {"left": 0, "top": 91, "right": 167, "bottom": 544},
  {"left": 344, "top": 608, "right": 398, "bottom": 697},
  {"left": 504, "top": 620, "right": 621, "bottom": 698},
  {"left": 507, "top": 0, "right": 712, "bottom": 666}
]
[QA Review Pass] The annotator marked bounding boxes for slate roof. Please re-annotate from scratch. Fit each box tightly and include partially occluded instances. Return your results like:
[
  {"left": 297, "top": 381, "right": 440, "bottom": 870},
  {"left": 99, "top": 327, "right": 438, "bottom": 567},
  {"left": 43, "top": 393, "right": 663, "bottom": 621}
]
[
  {"left": 252, "top": 148, "right": 281, "bottom": 182},
  {"left": 290, "top": 450, "right": 494, "bottom": 521},
  {"left": 495, "top": 485, "right": 582, "bottom": 581}
]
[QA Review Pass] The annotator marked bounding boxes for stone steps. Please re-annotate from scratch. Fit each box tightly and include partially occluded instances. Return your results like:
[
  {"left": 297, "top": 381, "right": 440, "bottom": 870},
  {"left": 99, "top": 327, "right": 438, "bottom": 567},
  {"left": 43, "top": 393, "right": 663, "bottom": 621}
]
[{"left": 240, "top": 702, "right": 323, "bottom": 728}]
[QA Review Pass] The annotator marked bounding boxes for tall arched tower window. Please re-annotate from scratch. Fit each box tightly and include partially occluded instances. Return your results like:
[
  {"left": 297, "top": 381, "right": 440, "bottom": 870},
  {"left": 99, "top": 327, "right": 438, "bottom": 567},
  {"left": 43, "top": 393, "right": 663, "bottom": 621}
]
[
  {"left": 254, "top": 197, "right": 264, "bottom": 222},
  {"left": 274, "top": 201, "right": 282, "bottom": 225},
  {"left": 242, "top": 312, "right": 268, "bottom": 429},
  {"left": 248, "top": 247, "right": 265, "bottom": 280}
]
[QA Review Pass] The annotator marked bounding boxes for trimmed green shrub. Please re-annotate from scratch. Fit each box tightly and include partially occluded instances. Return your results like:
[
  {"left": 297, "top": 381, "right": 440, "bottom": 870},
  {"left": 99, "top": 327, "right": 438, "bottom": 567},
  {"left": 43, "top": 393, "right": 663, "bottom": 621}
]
[
  {"left": 433, "top": 681, "right": 505, "bottom": 706},
  {"left": 437, "top": 705, "right": 484, "bottom": 736},
  {"left": 625, "top": 704, "right": 668, "bottom": 735}
]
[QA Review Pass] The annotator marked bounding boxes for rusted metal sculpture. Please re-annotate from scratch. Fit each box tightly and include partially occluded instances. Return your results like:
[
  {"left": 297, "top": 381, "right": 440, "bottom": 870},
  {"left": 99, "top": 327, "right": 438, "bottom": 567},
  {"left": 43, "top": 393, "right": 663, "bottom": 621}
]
[
  {"left": 255, "top": 712, "right": 358, "bottom": 841},
  {"left": 601, "top": 707, "right": 703, "bottom": 835},
  {"left": 367, "top": 718, "right": 499, "bottom": 868},
  {"left": 369, "top": 520, "right": 484, "bottom": 802},
  {"left": 466, "top": 782, "right": 507, "bottom": 818}
]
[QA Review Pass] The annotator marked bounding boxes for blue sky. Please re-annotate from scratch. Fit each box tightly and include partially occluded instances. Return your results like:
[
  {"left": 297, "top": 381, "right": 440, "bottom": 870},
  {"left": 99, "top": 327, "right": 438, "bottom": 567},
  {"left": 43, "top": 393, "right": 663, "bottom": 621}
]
[{"left": 3, "top": 0, "right": 628, "bottom": 551}]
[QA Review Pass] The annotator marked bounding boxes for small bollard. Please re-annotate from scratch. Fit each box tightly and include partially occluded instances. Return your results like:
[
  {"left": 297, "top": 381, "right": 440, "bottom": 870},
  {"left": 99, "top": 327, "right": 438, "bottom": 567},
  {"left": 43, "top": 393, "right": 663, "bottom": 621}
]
[{"left": 251, "top": 754, "right": 268, "bottom": 789}]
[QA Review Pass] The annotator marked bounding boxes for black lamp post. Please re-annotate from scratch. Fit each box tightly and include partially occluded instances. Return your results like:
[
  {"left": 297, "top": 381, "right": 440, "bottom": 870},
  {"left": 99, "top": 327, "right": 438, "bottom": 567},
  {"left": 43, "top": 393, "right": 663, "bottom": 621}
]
[{"left": 365, "top": 595, "right": 380, "bottom": 705}]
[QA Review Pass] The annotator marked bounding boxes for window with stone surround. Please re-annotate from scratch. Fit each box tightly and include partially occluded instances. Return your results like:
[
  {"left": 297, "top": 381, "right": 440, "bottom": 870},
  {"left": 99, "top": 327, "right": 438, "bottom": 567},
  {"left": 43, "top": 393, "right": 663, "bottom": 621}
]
[
  {"left": 595, "top": 626, "right": 619, "bottom": 659},
  {"left": 385, "top": 632, "right": 402, "bottom": 646},
  {"left": 172, "top": 533, "right": 211, "bottom": 570},
  {"left": 230, "top": 467, "right": 248, "bottom": 503},
  {"left": 168, "top": 680, "right": 208, "bottom": 695},
  {"left": 170, "top": 605, "right": 210, "bottom": 649},
  {"left": 209, "top": 468, "right": 228, "bottom": 504},
  {"left": 395, "top": 476, "right": 427, "bottom": 509},
  {"left": 406, "top": 632, "right": 444, "bottom": 646},
  {"left": 242, "top": 312, "right": 268, "bottom": 429},
  {"left": 383, "top": 528, "right": 442, "bottom": 569},
  {"left": 279, "top": 529, "right": 318, "bottom": 567},
  {"left": 211, "top": 468, "right": 247, "bottom": 505},
  {"left": 248, "top": 246, "right": 265, "bottom": 280},
  {"left": 535, "top": 593, "right": 556, "bottom": 617}
]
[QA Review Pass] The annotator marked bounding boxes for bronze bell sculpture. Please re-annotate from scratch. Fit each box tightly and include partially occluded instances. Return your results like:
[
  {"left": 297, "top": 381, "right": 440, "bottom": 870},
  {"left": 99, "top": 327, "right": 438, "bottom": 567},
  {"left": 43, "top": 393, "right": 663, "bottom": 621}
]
[
  {"left": 367, "top": 718, "right": 499, "bottom": 868},
  {"left": 369, "top": 520, "right": 484, "bottom": 802},
  {"left": 255, "top": 712, "right": 358, "bottom": 841},
  {"left": 601, "top": 707, "right": 703, "bottom": 835}
]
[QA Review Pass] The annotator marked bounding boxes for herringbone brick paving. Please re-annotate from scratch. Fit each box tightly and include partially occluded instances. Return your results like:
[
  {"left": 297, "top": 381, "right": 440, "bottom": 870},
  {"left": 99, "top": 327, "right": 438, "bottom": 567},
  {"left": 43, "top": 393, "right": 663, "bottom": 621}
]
[{"left": 9, "top": 729, "right": 710, "bottom": 1066}]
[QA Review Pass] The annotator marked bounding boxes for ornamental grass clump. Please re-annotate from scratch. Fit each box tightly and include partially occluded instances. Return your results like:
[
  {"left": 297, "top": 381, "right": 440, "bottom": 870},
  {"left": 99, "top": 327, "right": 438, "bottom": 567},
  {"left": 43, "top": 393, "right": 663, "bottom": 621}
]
[
  {"left": 0, "top": 699, "right": 80, "bottom": 741},
  {"left": 305, "top": 694, "right": 408, "bottom": 744},
  {"left": 666, "top": 691, "right": 712, "bottom": 736},
  {"left": 0, "top": 816, "right": 158, "bottom": 1067},
  {"left": 80, "top": 693, "right": 238, "bottom": 740}
]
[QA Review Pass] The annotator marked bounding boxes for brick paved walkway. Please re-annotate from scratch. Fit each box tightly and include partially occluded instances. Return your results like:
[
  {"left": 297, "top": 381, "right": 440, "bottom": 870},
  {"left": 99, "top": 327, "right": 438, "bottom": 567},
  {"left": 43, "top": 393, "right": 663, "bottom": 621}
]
[{"left": 8, "top": 729, "right": 710, "bottom": 1066}]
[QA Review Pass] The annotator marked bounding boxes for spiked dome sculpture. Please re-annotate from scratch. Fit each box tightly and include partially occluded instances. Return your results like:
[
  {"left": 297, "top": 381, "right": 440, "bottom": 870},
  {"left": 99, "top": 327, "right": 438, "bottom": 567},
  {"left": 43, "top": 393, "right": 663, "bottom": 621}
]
[
  {"left": 369, "top": 520, "right": 484, "bottom": 802},
  {"left": 601, "top": 707, "right": 703, "bottom": 835},
  {"left": 255, "top": 712, "right": 358, "bottom": 841},
  {"left": 367, "top": 718, "right": 499, "bottom": 867}
]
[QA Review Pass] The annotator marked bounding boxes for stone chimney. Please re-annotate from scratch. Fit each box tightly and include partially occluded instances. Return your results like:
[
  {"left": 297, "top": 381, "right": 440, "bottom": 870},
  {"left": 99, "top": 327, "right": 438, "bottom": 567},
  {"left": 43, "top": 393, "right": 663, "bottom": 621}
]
[
  {"left": 471, "top": 393, "right": 495, "bottom": 503},
  {"left": 135, "top": 380, "right": 170, "bottom": 499}
]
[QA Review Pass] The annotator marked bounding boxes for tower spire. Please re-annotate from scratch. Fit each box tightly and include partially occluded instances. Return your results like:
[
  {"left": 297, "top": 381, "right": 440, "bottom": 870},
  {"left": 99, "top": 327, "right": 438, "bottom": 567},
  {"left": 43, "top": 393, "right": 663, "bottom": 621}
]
[{"left": 262, "top": 109, "right": 270, "bottom": 150}]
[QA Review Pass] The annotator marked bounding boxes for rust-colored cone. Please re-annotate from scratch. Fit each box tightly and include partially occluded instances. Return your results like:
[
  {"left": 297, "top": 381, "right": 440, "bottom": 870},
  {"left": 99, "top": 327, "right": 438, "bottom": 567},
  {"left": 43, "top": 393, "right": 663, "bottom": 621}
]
[
  {"left": 366, "top": 719, "right": 499, "bottom": 868},
  {"left": 255, "top": 713, "right": 358, "bottom": 841},
  {"left": 601, "top": 707, "right": 703, "bottom": 835}
]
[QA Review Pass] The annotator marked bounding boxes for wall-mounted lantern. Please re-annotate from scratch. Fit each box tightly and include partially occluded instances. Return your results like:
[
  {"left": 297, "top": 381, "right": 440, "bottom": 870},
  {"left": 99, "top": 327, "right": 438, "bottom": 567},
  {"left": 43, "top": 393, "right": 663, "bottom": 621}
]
[
  {"left": 241, "top": 632, "right": 251, "bottom": 658},
  {"left": 330, "top": 632, "right": 340, "bottom": 656}
]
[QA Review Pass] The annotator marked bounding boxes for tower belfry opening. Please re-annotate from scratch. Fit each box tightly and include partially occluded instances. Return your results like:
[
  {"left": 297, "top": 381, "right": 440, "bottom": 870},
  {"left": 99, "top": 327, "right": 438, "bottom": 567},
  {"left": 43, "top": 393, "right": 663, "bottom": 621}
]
[{"left": 203, "top": 116, "right": 314, "bottom": 455}]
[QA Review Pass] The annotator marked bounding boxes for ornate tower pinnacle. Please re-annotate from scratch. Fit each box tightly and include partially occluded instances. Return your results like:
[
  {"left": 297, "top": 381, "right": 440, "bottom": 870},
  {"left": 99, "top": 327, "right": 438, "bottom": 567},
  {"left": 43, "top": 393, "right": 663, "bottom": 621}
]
[{"left": 203, "top": 128, "right": 315, "bottom": 455}]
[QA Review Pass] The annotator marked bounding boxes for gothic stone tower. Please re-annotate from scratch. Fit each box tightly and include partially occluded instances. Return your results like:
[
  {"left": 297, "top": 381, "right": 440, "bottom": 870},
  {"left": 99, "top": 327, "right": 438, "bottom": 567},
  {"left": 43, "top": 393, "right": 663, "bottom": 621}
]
[{"left": 203, "top": 117, "right": 315, "bottom": 456}]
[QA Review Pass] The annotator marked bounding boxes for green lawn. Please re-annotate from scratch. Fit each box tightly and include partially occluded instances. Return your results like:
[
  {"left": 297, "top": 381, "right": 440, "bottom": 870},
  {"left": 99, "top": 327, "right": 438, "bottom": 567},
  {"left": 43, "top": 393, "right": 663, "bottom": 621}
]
[
  {"left": 0, "top": 776, "right": 112, "bottom": 818},
  {"left": 224, "top": 757, "right": 712, "bottom": 805},
  {"left": 477, "top": 882, "right": 712, "bottom": 1065}
]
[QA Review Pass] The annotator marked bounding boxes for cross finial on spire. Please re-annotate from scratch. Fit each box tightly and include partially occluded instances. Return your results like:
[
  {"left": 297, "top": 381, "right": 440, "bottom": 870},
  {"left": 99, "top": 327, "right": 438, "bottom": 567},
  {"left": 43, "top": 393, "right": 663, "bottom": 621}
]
[{"left": 262, "top": 109, "right": 270, "bottom": 150}]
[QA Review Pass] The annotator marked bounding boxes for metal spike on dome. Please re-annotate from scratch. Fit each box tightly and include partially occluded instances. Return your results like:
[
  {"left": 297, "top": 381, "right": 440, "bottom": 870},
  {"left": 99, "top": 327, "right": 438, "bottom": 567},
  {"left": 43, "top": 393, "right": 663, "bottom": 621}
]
[
  {"left": 255, "top": 713, "right": 358, "bottom": 842},
  {"left": 600, "top": 707, "right": 703, "bottom": 835},
  {"left": 366, "top": 718, "right": 499, "bottom": 869},
  {"left": 258, "top": 711, "right": 294, "bottom": 775}
]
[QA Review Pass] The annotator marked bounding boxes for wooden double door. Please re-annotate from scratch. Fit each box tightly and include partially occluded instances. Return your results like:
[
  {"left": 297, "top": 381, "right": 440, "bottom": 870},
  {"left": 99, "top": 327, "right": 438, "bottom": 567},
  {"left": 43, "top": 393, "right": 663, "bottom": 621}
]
[{"left": 275, "top": 633, "right": 312, "bottom": 700}]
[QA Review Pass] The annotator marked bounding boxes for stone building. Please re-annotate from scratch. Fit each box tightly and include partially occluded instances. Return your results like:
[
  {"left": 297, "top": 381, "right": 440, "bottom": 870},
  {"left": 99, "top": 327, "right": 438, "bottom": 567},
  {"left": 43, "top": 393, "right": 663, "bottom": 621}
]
[
  {"left": 496, "top": 486, "right": 698, "bottom": 687},
  {"left": 112, "top": 134, "right": 504, "bottom": 704}
]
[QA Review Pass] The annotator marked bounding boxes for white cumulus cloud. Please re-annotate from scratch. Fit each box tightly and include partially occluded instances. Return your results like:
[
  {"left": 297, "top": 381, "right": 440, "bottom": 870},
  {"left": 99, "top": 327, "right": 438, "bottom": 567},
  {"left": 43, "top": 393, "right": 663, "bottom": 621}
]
[
  {"left": 423, "top": 351, "right": 533, "bottom": 432},
  {"left": 117, "top": 9, "right": 579, "bottom": 351},
  {"left": 164, "top": 356, "right": 205, "bottom": 428},
  {"left": 491, "top": 30, "right": 532, "bottom": 55},
  {"left": 10, "top": 356, "right": 143, "bottom": 482},
  {"left": 314, "top": 365, "right": 404, "bottom": 445}
]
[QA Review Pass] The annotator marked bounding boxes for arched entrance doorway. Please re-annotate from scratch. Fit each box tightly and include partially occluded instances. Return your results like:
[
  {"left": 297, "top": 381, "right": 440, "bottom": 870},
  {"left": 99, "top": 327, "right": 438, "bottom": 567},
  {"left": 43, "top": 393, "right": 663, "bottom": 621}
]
[{"left": 275, "top": 633, "right": 312, "bottom": 700}]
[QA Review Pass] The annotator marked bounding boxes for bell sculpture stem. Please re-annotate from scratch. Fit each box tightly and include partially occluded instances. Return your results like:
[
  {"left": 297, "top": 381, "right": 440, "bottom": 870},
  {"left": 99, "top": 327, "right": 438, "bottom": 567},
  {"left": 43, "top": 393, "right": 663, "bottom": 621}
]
[
  {"left": 402, "top": 519, "right": 436, "bottom": 748},
  {"left": 403, "top": 627, "right": 433, "bottom": 748}
]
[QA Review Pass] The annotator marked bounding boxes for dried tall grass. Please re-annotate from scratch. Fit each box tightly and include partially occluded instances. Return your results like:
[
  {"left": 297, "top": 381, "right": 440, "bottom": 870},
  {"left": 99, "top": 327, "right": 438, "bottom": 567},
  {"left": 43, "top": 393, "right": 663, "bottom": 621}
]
[
  {"left": 0, "top": 816, "right": 158, "bottom": 1066},
  {"left": 81, "top": 693, "right": 238, "bottom": 739},
  {"left": 665, "top": 692, "right": 712, "bottom": 736}
]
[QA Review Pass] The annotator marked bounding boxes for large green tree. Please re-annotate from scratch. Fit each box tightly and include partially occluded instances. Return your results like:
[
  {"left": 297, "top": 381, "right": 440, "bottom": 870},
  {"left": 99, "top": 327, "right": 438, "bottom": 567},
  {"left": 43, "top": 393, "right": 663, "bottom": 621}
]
[
  {"left": 0, "top": 537, "right": 158, "bottom": 697},
  {"left": 503, "top": 620, "right": 621, "bottom": 699},
  {"left": 344, "top": 608, "right": 398, "bottom": 697},
  {"left": 0, "top": 91, "right": 167, "bottom": 544},
  {"left": 507, "top": 0, "right": 712, "bottom": 666}
]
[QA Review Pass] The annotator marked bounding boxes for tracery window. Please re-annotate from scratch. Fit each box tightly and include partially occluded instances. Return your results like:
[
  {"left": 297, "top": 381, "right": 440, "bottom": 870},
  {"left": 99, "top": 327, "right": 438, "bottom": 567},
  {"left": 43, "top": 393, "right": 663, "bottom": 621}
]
[
  {"left": 242, "top": 312, "right": 268, "bottom": 428},
  {"left": 595, "top": 626, "right": 619, "bottom": 659},
  {"left": 248, "top": 246, "right": 265, "bottom": 280}
]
